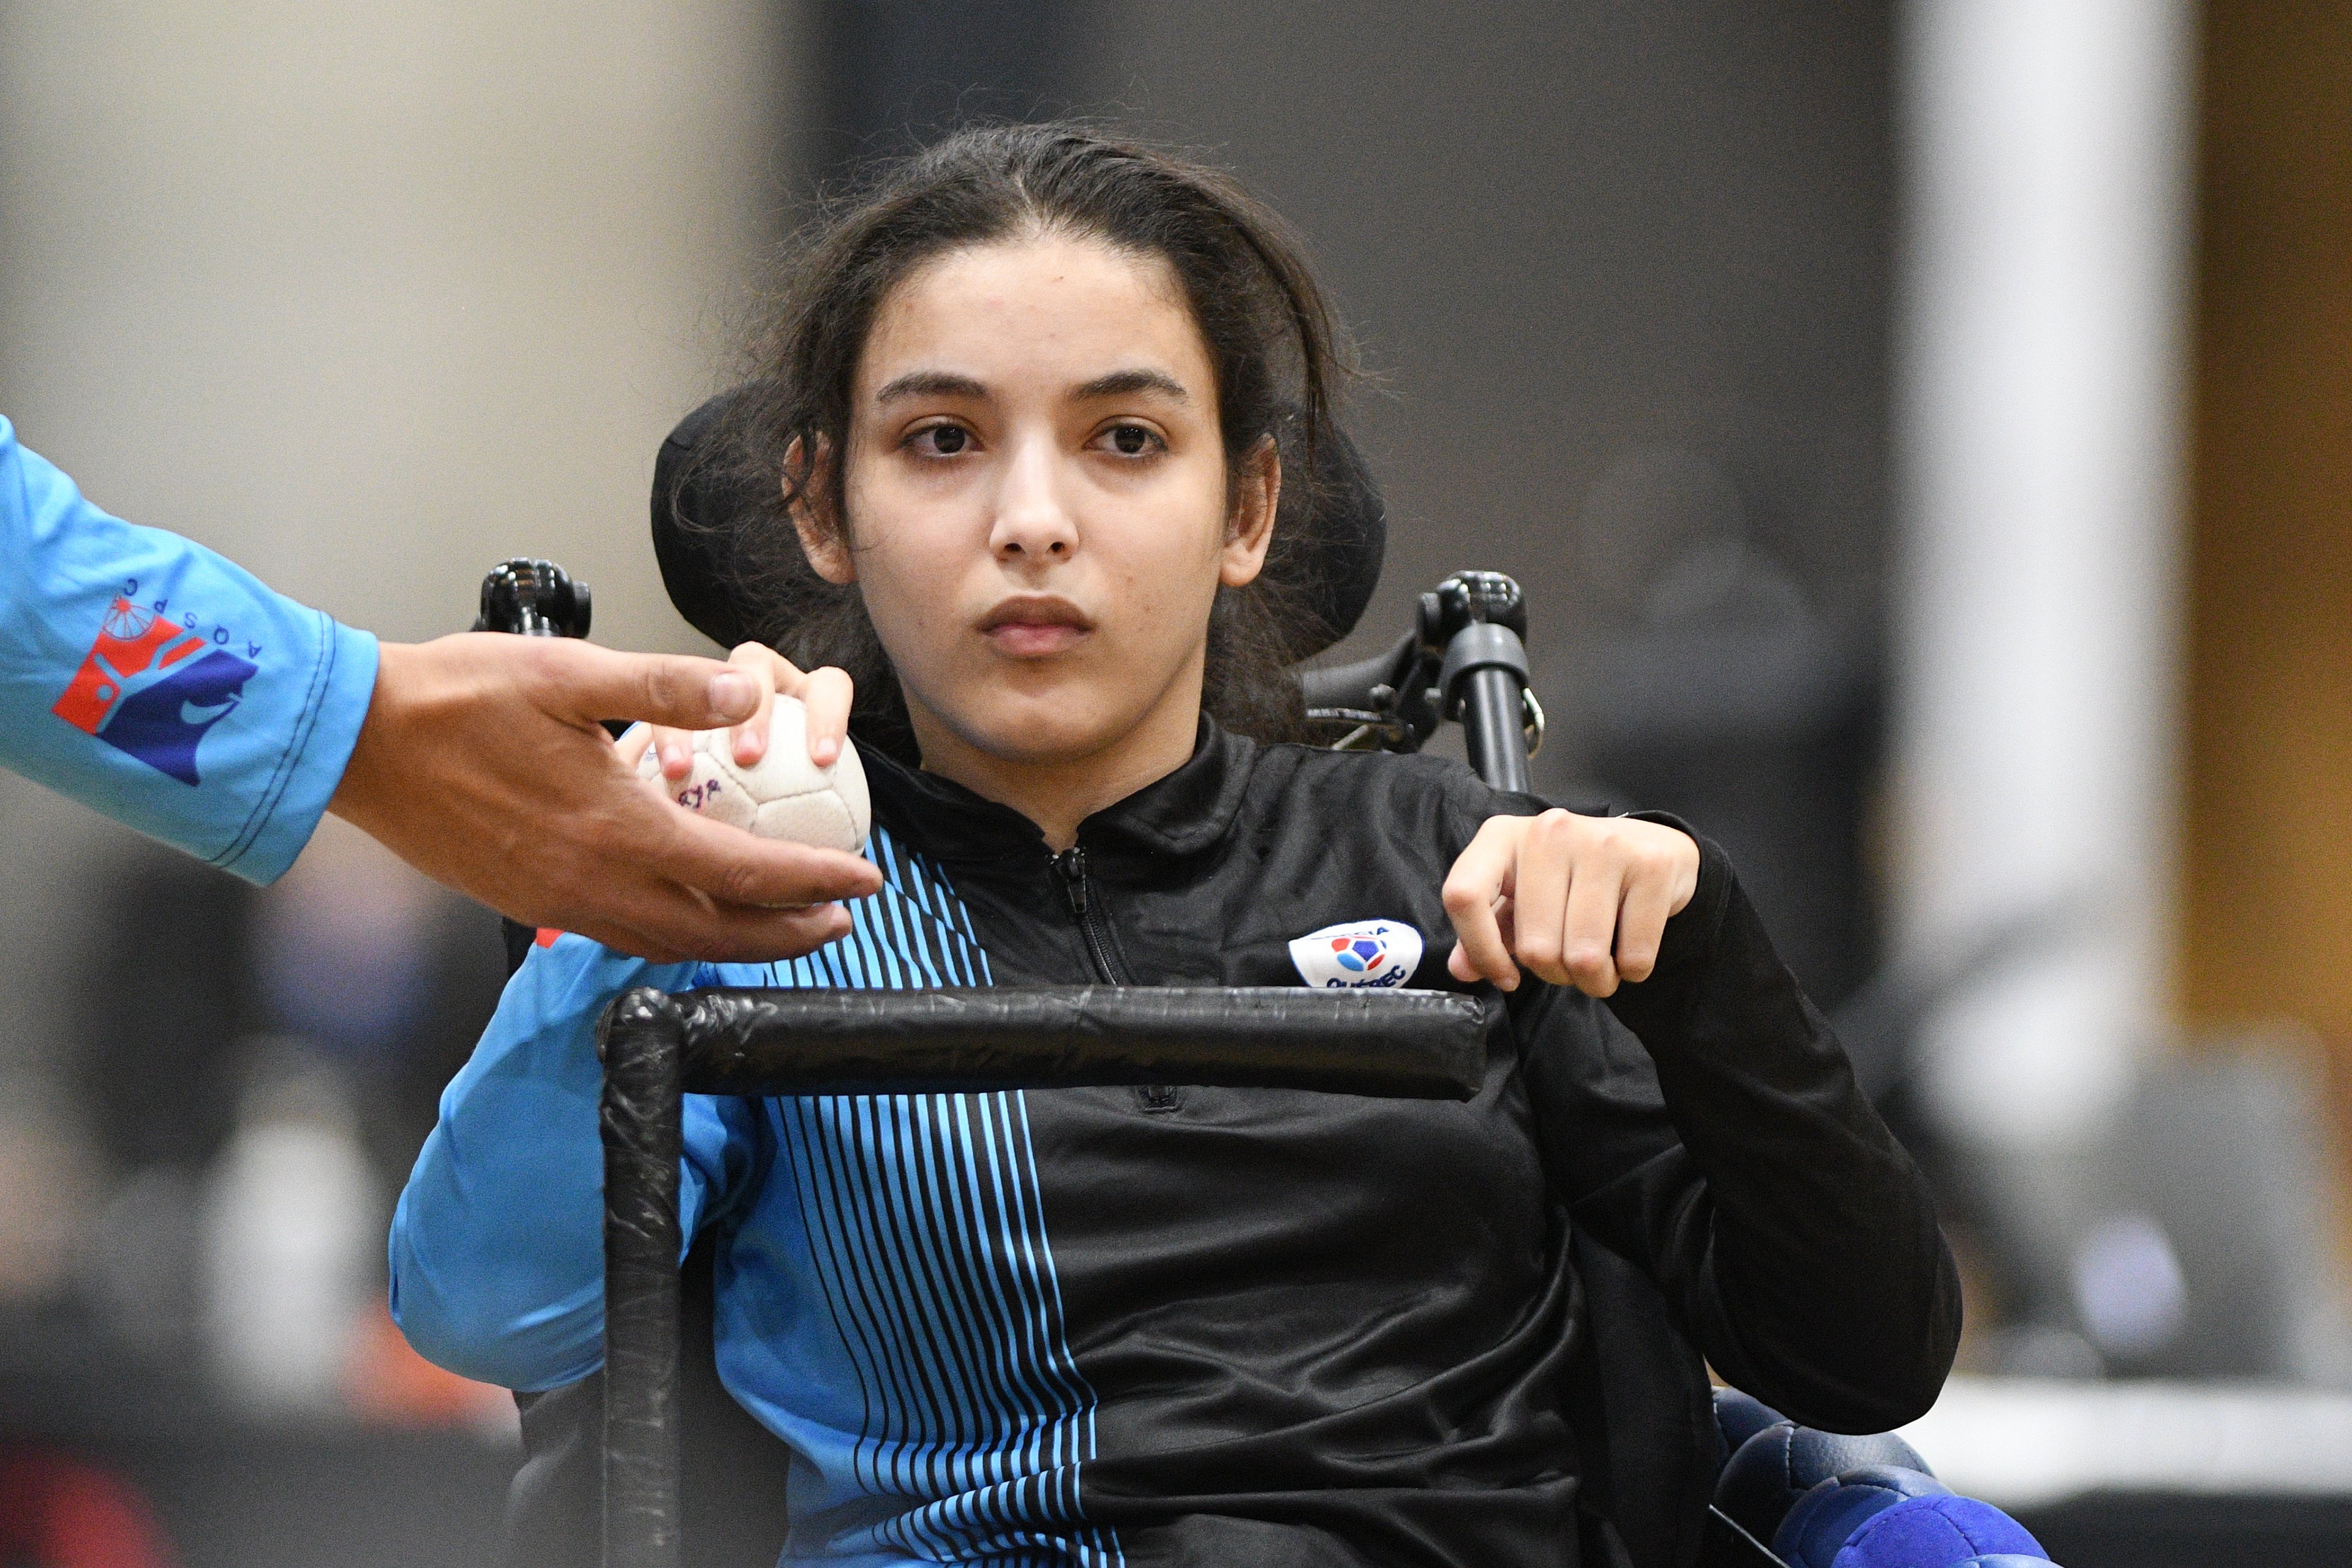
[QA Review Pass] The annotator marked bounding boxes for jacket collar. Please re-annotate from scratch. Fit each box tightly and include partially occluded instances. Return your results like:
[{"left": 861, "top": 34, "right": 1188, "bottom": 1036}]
[{"left": 862, "top": 715, "right": 1262, "bottom": 869}]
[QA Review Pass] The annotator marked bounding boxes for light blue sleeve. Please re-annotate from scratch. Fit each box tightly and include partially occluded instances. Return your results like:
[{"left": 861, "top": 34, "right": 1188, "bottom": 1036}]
[
  {"left": 0, "top": 416, "right": 381, "bottom": 883},
  {"left": 388, "top": 934, "right": 761, "bottom": 1392}
]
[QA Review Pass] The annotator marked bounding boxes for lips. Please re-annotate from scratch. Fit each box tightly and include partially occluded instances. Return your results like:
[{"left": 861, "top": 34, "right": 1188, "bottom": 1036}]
[{"left": 978, "top": 595, "right": 1093, "bottom": 656}]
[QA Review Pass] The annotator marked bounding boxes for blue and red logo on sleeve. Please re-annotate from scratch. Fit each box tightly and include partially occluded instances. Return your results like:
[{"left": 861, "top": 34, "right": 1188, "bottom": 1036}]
[{"left": 53, "top": 598, "right": 258, "bottom": 785}]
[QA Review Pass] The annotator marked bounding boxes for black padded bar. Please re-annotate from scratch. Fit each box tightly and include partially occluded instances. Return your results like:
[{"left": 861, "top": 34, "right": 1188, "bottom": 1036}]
[
  {"left": 597, "top": 990, "right": 687, "bottom": 1568},
  {"left": 595, "top": 982, "right": 1491, "bottom": 1566},
  {"left": 674, "top": 984, "right": 1491, "bottom": 1100}
]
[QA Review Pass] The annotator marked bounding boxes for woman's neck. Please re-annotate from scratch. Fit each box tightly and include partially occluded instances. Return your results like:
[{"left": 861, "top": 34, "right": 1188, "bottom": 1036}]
[{"left": 904, "top": 677, "right": 1205, "bottom": 853}]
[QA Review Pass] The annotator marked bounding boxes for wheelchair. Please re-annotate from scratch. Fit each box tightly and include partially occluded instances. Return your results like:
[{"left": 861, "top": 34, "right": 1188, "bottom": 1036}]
[{"left": 469, "top": 391, "right": 2052, "bottom": 1568}]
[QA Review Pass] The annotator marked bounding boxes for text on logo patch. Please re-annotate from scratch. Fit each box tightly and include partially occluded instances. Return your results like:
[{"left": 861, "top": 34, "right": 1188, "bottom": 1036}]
[
  {"left": 1288, "top": 919, "right": 1424, "bottom": 989},
  {"left": 53, "top": 596, "right": 257, "bottom": 785}
]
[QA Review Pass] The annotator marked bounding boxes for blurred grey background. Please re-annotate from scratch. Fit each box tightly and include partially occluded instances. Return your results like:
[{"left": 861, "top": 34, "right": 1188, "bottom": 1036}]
[{"left": 4, "top": 2, "right": 2350, "bottom": 1565}]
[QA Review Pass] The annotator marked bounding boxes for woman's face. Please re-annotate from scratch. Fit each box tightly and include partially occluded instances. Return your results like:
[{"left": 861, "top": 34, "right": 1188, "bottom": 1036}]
[{"left": 797, "top": 231, "right": 1275, "bottom": 774}]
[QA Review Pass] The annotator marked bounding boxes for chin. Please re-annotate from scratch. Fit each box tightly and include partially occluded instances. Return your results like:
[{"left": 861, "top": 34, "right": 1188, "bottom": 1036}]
[{"left": 957, "top": 695, "right": 1134, "bottom": 764}]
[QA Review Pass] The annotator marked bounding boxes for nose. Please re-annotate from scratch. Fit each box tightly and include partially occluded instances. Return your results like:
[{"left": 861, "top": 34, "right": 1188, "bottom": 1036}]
[{"left": 986, "top": 431, "right": 1078, "bottom": 566}]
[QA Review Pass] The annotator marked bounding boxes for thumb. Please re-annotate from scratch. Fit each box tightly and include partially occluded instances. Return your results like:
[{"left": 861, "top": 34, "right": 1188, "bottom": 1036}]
[{"left": 524, "top": 639, "right": 763, "bottom": 730}]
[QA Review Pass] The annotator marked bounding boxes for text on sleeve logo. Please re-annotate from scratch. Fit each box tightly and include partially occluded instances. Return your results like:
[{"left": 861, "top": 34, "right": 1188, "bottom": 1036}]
[
  {"left": 1287, "top": 919, "right": 1424, "bottom": 989},
  {"left": 53, "top": 597, "right": 258, "bottom": 785}
]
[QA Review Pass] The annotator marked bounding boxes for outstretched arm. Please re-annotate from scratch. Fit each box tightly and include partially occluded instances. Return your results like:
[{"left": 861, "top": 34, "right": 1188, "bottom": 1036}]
[{"left": 0, "top": 418, "right": 878, "bottom": 959}]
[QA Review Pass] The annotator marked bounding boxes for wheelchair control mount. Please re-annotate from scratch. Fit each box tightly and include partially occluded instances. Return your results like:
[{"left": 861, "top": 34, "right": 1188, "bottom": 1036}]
[
  {"left": 1299, "top": 570, "right": 1544, "bottom": 795},
  {"left": 473, "top": 557, "right": 592, "bottom": 639}
]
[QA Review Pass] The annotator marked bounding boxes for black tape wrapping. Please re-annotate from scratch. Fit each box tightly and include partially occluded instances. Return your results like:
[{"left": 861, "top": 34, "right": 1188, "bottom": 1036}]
[
  {"left": 594, "top": 982, "right": 1491, "bottom": 1566},
  {"left": 598, "top": 989, "right": 685, "bottom": 1568},
  {"left": 673, "top": 984, "right": 1488, "bottom": 1099}
]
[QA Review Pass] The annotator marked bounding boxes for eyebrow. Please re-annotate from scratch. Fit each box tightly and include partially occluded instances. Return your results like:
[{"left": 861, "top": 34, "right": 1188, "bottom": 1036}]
[
  {"left": 873, "top": 370, "right": 989, "bottom": 404},
  {"left": 1069, "top": 368, "right": 1190, "bottom": 404},
  {"left": 870, "top": 366, "right": 1193, "bottom": 407}
]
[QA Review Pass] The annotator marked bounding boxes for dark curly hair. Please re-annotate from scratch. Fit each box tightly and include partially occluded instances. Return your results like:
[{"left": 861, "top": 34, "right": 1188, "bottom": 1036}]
[{"left": 699, "top": 121, "right": 1355, "bottom": 763}]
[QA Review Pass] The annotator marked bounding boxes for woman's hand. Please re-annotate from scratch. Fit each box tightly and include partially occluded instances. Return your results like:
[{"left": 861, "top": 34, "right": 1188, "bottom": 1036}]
[
  {"left": 1443, "top": 810, "right": 1700, "bottom": 997},
  {"left": 634, "top": 641, "right": 856, "bottom": 786}
]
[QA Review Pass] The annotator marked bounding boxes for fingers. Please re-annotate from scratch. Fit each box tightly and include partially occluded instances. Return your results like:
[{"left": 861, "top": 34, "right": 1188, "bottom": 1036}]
[
  {"left": 718, "top": 644, "right": 854, "bottom": 770},
  {"left": 652, "top": 725, "right": 695, "bottom": 782},
  {"left": 722, "top": 643, "right": 784, "bottom": 767},
  {"left": 1504, "top": 811, "right": 1574, "bottom": 987},
  {"left": 573, "top": 803, "right": 880, "bottom": 961},
  {"left": 1487, "top": 809, "right": 1626, "bottom": 997},
  {"left": 525, "top": 775, "right": 880, "bottom": 961},
  {"left": 1613, "top": 824, "right": 1699, "bottom": 982},
  {"left": 331, "top": 636, "right": 883, "bottom": 965},
  {"left": 614, "top": 721, "right": 693, "bottom": 785},
  {"left": 1443, "top": 817, "right": 1527, "bottom": 990},
  {"left": 580, "top": 895, "right": 856, "bottom": 967},
  {"left": 1443, "top": 812, "right": 1702, "bottom": 998},
  {"left": 1615, "top": 871, "right": 1675, "bottom": 985},
  {"left": 653, "top": 804, "right": 882, "bottom": 910},
  {"left": 1556, "top": 853, "right": 1626, "bottom": 997},
  {"left": 576, "top": 639, "right": 851, "bottom": 775},
  {"left": 678, "top": 902, "right": 856, "bottom": 965},
  {"left": 524, "top": 638, "right": 762, "bottom": 731},
  {"left": 797, "top": 665, "right": 854, "bottom": 767}
]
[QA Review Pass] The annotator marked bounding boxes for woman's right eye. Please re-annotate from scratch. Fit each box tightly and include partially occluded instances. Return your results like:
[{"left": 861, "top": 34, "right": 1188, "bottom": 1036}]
[{"left": 908, "top": 423, "right": 970, "bottom": 456}]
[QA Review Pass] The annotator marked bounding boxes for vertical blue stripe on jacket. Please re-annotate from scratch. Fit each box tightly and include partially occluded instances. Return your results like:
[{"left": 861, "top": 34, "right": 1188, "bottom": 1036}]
[
  {"left": 393, "top": 823, "right": 1122, "bottom": 1567},
  {"left": 722, "top": 826, "right": 1123, "bottom": 1566}
]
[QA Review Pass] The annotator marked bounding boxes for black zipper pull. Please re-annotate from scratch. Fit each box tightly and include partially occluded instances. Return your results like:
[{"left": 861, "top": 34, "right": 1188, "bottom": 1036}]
[
  {"left": 1052, "top": 843, "right": 1134, "bottom": 987},
  {"left": 1052, "top": 845, "right": 1088, "bottom": 914}
]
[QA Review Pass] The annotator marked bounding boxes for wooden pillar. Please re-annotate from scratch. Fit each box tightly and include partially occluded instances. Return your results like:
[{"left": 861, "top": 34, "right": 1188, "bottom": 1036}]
[{"left": 2184, "top": 7, "right": 2352, "bottom": 1077}]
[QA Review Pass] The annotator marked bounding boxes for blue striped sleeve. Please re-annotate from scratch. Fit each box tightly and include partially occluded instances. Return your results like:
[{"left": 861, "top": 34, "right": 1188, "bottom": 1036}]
[{"left": 0, "top": 417, "right": 380, "bottom": 882}]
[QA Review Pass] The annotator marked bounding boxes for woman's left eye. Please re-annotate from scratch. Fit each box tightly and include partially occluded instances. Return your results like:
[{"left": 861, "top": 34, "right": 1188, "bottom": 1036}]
[{"left": 1093, "top": 423, "right": 1163, "bottom": 458}]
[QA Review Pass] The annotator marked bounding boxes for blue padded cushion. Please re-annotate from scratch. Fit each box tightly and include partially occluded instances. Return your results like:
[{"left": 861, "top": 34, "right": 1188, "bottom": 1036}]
[
  {"left": 1772, "top": 1466, "right": 1950, "bottom": 1568},
  {"left": 1831, "top": 1495, "right": 2046, "bottom": 1568},
  {"left": 1718, "top": 1423, "right": 1936, "bottom": 1543},
  {"left": 1951, "top": 1558, "right": 2058, "bottom": 1567},
  {"left": 1714, "top": 1389, "right": 1788, "bottom": 1466}
]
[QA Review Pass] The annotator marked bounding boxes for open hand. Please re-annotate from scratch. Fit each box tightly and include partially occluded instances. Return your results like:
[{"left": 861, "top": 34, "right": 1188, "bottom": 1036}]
[{"left": 1444, "top": 810, "right": 1700, "bottom": 997}]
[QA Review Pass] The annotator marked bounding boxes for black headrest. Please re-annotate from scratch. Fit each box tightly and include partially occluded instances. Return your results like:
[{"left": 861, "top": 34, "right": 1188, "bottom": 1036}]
[
  {"left": 651, "top": 386, "right": 1385, "bottom": 661},
  {"left": 650, "top": 392, "right": 769, "bottom": 654}
]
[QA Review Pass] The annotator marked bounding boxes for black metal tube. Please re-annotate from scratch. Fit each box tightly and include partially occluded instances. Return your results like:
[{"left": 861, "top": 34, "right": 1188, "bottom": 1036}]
[
  {"left": 598, "top": 987, "right": 686, "bottom": 1568},
  {"left": 676, "top": 986, "right": 1488, "bottom": 1101},
  {"left": 1460, "top": 666, "right": 1532, "bottom": 794}
]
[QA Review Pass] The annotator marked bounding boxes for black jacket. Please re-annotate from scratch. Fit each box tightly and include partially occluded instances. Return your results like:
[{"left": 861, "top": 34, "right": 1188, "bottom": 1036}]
[{"left": 508, "top": 719, "right": 1959, "bottom": 1568}]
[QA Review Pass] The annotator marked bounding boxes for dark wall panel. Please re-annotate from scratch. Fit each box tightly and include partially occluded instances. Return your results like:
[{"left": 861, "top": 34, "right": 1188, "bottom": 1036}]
[{"left": 1084, "top": 2, "right": 1896, "bottom": 1000}]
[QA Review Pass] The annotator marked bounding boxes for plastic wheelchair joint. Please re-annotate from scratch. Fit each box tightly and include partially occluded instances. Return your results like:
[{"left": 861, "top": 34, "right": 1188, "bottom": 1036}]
[{"left": 1436, "top": 620, "right": 1531, "bottom": 707}]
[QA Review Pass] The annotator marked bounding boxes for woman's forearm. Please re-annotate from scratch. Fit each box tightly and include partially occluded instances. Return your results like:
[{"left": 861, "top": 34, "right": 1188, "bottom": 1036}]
[
  {"left": 388, "top": 938, "right": 710, "bottom": 1392},
  {"left": 1598, "top": 829, "right": 1962, "bottom": 1431}
]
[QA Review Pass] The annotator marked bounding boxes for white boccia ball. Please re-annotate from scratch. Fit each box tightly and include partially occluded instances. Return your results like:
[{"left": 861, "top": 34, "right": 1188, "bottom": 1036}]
[{"left": 634, "top": 696, "right": 870, "bottom": 853}]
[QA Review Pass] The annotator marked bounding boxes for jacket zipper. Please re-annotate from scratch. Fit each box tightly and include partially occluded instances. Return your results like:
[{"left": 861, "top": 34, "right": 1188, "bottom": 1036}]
[
  {"left": 1050, "top": 845, "right": 1131, "bottom": 983},
  {"left": 1051, "top": 847, "right": 1182, "bottom": 1113}
]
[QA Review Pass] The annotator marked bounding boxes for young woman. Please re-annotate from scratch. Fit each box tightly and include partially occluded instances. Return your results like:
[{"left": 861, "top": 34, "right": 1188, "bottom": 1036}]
[{"left": 391, "top": 125, "right": 1958, "bottom": 1568}]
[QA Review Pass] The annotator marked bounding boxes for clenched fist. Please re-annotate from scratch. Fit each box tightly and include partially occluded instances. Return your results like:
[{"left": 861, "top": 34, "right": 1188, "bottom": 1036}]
[{"left": 1444, "top": 809, "right": 1700, "bottom": 997}]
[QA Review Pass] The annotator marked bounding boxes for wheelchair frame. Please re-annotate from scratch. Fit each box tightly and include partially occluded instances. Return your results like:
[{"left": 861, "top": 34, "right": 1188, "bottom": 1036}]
[
  {"left": 478, "top": 553, "right": 1782, "bottom": 1567},
  {"left": 595, "top": 987, "right": 1489, "bottom": 1568}
]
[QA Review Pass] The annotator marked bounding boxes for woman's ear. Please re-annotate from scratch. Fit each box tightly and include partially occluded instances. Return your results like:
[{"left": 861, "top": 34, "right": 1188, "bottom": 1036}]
[
  {"left": 1219, "top": 434, "right": 1280, "bottom": 589},
  {"left": 786, "top": 436, "right": 855, "bottom": 585}
]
